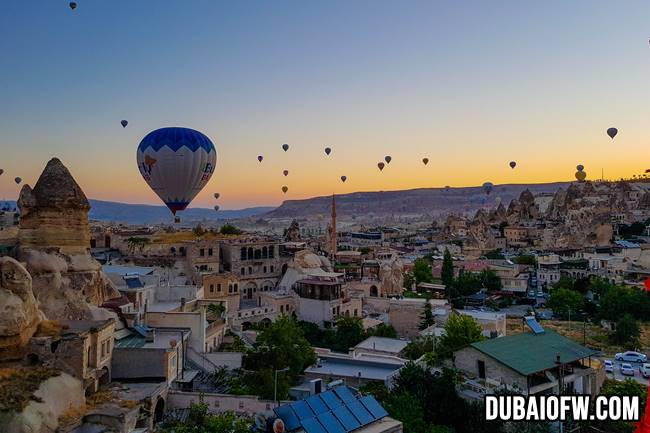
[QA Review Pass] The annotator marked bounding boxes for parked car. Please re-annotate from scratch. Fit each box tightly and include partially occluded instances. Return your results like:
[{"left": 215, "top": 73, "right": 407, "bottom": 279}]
[
  {"left": 615, "top": 351, "right": 648, "bottom": 363},
  {"left": 620, "top": 363, "right": 635, "bottom": 377},
  {"left": 640, "top": 363, "right": 650, "bottom": 378},
  {"left": 604, "top": 360, "right": 614, "bottom": 373}
]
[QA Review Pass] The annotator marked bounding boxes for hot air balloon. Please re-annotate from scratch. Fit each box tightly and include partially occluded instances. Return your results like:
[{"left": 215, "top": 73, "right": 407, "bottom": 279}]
[
  {"left": 377, "top": 162, "right": 385, "bottom": 171},
  {"left": 340, "top": 176, "right": 347, "bottom": 183},
  {"left": 575, "top": 171, "right": 587, "bottom": 182},
  {"left": 384, "top": 156, "right": 392, "bottom": 164},
  {"left": 644, "top": 278, "right": 650, "bottom": 291},
  {"left": 444, "top": 185, "right": 450, "bottom": 191},
  {"left": 121, "top": 120, "right": 128, "bottom": 128},
  {"left": 136, "top": 127, "right": 217, "bottom": 215},
  {"left": 214, "top": 205, "right": 220, "bottom": 212},
  {"left": 325, "top": 147, "right": 331, "bottom": 155},
  {"left": 69, "top": 2, "right": 77, "bottom": 10},
  {"left": 422, "top": 158, "right": 429, "bottom": 165},
  {"left": 14, "top": 177, "right": 21, "bottom": 184},
  {"left": 576, "top": 164, "right": 584, "bottom": 172},
  {"left": 0, "top": 169, "right": 3, "bottom": 176},
  {"left": 257, "top": 155, "right": 263, "bottom": 162},
  {"left": 607, "top": 127, "right": 618, "bottom": 139},
  {"left": 283, "top": 170, "right": 289, "bottom": 176},
  {"left": 482, "top": 182, "right": 493, "bottom": 195},
  {"left": 213, "top": 193, "right": 220, "bottom": 200},
  {"left": 282, "top": 186, "right": 288, "bottom": 194},
  {"left": 282, "top": 143, "right": 289, "bottom": 152},
  {"left": 509, "top": 161, "right": 516, "bottom": 169}
]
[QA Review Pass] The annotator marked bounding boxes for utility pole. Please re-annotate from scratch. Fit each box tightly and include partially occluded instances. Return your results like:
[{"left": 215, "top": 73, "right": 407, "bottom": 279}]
[{"left": 274, "top": 367, "right": 290, "bottom": 407}]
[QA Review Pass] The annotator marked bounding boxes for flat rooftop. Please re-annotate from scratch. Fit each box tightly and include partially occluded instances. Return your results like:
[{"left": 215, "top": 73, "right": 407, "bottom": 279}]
[{"left": 354, "top": 337, "right": 407, "bottom": 354}]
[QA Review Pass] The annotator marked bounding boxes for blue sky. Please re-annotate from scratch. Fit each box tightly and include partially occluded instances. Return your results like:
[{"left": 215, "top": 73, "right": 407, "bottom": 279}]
[{"left": 1, "top": 1, "right": 649, "bottom": 209}]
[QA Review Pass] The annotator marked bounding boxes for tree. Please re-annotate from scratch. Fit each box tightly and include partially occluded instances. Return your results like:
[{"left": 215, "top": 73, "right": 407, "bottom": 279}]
[
  {"left": 441, "top": 249, "right": 454, "bottom": 288},
  {"left": 367, "top": 323, "right": 398, "bottom": 338},
  {"left": 547, "top": 287, "right": 584, "bottom": 320},
  {"left": 611, "top": 314, "right": 639, "bottom": 348},
  {"left": 484, "top": 249, "right": 504, "bottom": 260},
  {"left": 243, "top": 316, "right": 316, "bottom": 399},
  {"left": 413, "top": 258, "right": 433, "bottom": 285},
  {"left": 192, "top": 223, "right": 206, "bottom": 237},
  {"left": 220, "top": 224, "right": 242, "bottom": 235},
  {"left": 403, "top": 337, "right": 434, "bottom": 360},
  {"left": 384, "top": 392, "right": 430, "bottom": 433},
  {"left": 436, "top": 314, "right": 484, "bottom": 359},
  {"left": 479, "top": 269, "right": 502, "bottom": 292},
  {"left": 419, "top": 302, "right": 435, "bottom": 330},
  {"left": 207, "top": 303, "right": 225, "bottom": 319},
  {"left": 403, "top": 272, "right": 415, "bottom": 290},
  {"left": 514, "top": 255, "right": 536, "bottom": 266},
  {"left": 452, "top": 270, "right": 483, "bottom": 296},
  {"left": 333, "top": 316, "right": 366, "bottom": 352},
  {"left": 161, "top": 400, "right": 251, "bottom": 433}
]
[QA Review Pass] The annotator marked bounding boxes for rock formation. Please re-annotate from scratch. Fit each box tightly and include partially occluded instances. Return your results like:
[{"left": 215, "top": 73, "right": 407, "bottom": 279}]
[
  {"left": 378, "top": 256, "right": 404, "bottom": 295},
  {"left": 16, "top": 158, "right": 120, "bottom": 321},
  {"left": 284, "top": 219, "right": 302, "bottom": 242},
  {"left": 0, "top": 257, "right": 43, "bottom": 360}
]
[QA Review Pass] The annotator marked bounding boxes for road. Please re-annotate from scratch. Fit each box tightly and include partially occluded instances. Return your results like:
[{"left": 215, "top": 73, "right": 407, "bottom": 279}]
[{"left": 600, "top": 357, "right": 649, "bottom": 385}]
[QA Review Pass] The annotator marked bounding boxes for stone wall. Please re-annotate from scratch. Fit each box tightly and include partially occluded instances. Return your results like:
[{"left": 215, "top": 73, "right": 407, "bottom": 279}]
[{"left": 454, "top": 346, "right": 526, "bottom": 391}]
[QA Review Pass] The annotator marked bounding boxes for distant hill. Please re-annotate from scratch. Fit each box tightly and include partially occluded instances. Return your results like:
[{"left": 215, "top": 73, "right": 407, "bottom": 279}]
[
  {"left": 263, "top": 182, "right": 573, "bottom": 219},
  {"left": 0, "top": 199, "right": 273, "bottom": 225}
]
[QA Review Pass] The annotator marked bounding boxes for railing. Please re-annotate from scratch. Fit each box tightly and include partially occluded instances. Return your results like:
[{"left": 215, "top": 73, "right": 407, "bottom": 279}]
[{"left": 186, "top": 346, "right": 219, "bottom": 373}]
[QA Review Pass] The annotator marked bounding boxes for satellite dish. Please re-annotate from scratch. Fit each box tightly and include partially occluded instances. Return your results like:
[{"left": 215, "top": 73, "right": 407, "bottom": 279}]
[{"left": 273, "top": 418, "right": 286, "bottom": 433}]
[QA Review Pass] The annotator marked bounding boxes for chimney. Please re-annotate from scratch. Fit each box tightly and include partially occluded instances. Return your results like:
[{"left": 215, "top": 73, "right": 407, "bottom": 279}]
[{"left": 180, "top": 297, "right": 186, "bottom": 311}]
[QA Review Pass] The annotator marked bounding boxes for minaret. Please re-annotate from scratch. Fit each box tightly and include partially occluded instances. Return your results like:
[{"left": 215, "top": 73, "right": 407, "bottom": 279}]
[{"left": 329, "top": 194, "right": 337, "bottom": 257}]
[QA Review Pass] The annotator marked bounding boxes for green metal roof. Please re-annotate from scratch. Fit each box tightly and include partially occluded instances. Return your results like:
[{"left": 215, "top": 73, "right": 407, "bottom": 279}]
[
  {"left": 469, "top": 329, "right": 598, "bottom": 376},
  {"left": 114, "top": 334, "right": 146, "bottom": 349}
]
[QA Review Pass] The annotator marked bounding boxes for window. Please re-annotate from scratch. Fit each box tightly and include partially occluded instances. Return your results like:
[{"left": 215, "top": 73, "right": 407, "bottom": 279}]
[
  {"left": 263, "top": 266, "right": 267, "bottom": 273},
  {"left": 280, "top": 305, "right": 284, "bottom": 313},
  {"left": 477, "top": 360, "right": 486, "bottom": 379},
  {"left": 209, "top": 284, "right": 214, "bottom": 293},
  {"left": 234, "top": 284, "right": 238, "bottom": 293},
  {"left": 268, "top": 246, "right": 274, "bottom": 258},
  {"left": 199, "top": 248, "right": 205, "bottom": 257},
  {"left": 262, "top": 246, "right": 268, "bottom": 259},
  {"left": 217, "top": 283, "right": 222, "bottom": 292},
  {"left": 229, "top": 284, "right": 233, "bottom": 293},
  {"left": 248, "top": 266, "right": 252, "bottom": 275},
  {"left": 247, "top": 247, "right": 254, "bottom": 260},
  {"left": 208, "top": 248, "right": 213, "bottom": 256},
  {"left": 254, "top": 249, "right": 261, "bottom": 260},
  {"left": 271, "top": 265, "right": 274, "bottom": 273},
  {"left": 241, "top": 248, "right": 247, "bottom": 260},
  {"left": 241, "top": 268, "right": 245, "bottom": 275}
]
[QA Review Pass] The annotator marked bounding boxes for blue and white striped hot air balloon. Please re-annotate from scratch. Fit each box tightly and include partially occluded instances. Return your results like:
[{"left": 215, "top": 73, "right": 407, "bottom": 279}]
[{"left": 136, "top": 127, "right": 217, "bottom": 215}]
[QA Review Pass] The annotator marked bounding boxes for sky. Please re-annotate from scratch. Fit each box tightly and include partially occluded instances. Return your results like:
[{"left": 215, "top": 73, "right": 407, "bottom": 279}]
[{"left": 1, "top": 1, "right": 649, "bottom": 210}]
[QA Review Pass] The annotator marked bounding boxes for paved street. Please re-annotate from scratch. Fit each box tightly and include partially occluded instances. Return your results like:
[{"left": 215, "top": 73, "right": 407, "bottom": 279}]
[{"left": 600, "top": 357, "right": 649, "bottom": 385}]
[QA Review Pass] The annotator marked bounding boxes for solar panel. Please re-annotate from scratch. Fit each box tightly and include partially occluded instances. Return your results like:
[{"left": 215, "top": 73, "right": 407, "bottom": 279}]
[
  {"left": 359, "top": 396, "right": 388, "bottom": 419},
  {"left": 291, "top": 400, "right": 315, "bottom": 420},
  {"left": 274, "top": 405, "right": 301, "bottom": 431},
  {"left": 306, "top": 395, "right": 329, "bottom": 415},
  {"left": 525, "top": 317, "right": 545, "bottom": 334},
  {"left": 320, "top": 390, "right": 343, "bottom": 410},
  {"left": 317, "top": 412, "right": 346, "bottom": 433},
  {"left": 332, "top": 405, "right": 361, "bottom": 432},
  {"left": 302, "top": 417, "right": 328, "bottom": 433},
  {"left": 346, "top": 400, "right": 374, "bottom": 425},
  {"left": 333, "top": 386, "right": 356, "bottom": 403}
]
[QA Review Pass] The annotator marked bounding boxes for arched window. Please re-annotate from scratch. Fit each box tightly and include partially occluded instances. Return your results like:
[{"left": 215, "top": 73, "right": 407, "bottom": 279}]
[
  {"left": 241, "top": 268, "right": 245, "bottom": 275},
  {"left": 263, "top": 266, "right": 267, "bottom": 273},
  {"left": 248, "top": 266, "right": 252, "bottom": 275},
  {"left": 254, "top": 249, "right": 261, "bottom": 260},
  {"left": 234, "top": 283, "right": 238, "bottom": 293},
  {"left": 268, "top": 246, "right": 274, "bottom": 258},
  {"left": 247, "top": 248, "right": 254, "bottom": 260},
  {"left": 241, "top": 248, "right": 247, "bottom": 260},
  {"left": 262, "top": 246, "right": 268, "bottom": 258}
]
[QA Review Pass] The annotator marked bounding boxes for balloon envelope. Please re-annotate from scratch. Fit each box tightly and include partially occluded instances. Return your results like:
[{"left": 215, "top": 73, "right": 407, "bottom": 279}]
[
  {"left": 0, "top": 169, "right": 3, "bottom": 176},
  {"left": 121, "top": 120, "right": 128, "bottom": 128},
  {"left": 214, "top": 205, "right": 220, "bottom": 212},
  {"left": 607, "top": 127, "right": 618, "bottom": 139},
  {"left": 14, "top": 177, "right": 21, "bottom": 184},
  {"left": 283, "top": 170, "right": 289, "bottom": 176},
  {"left": 137, "top": 127, "right": 217, "bottom": 215},
  {"left": 482, "top": 182, "right": 493, "bottom": 195},
  {"left": 257, "top": 155, "right": 263, "bottom": 162},
  {"left": 377, "top": 162, "right": 385, "bottom": 171},
  {"left": 384, "top": 156, "right": 392, "bottom": 164},
  {"left": 282, "top": 186, "right": 288, "bottom": 193},
  {"left": 213, "top": 193, "right": 220, "bottom": 200},
  {"left": 509, "top": 161, "right": 516, "bottom": 169},
  {"left": 340, "top": 176, "right": 347, "bottom": 183},
  {"left": 422, "top": 158, "right": 429, "bottom": 165},
  {"left": 325, "top": 147, "right": 331, "bottom": 155},
  {"left": 576, "top": 164, "right": 584, "bottom": 172},
  {"left": 69, "top": 2, "right": 77, "bottom": 10},
  {"left": 644, "top": 278, "right": 650, "bottom": 291},
  {"left": 575, "top": 171, "right": 587, "bottom": 181},
  {"left": 282, "top": 143, "right": 289, "bottom": 152}
]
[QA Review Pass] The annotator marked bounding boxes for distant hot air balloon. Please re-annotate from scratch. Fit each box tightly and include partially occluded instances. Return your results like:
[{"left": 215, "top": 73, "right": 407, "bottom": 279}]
[
  {"left": 257, "top": 155, "right": 263, "bottom": 162},
  {"left": 121, "top": 120, "right": 128, "bottom": 128},
  {"left": 444, "top": 185, "right": 450, "bottom": 191},
  {"left": 482, "top": 182, "right": 493, "bottom": 195},
  {"left": 509, "top": 161, "right": 516, "bottom": 169},
  {"left": 422, "top": 158, "right": 429, "bottom": 166},
  {"left": 282, "top": 143, "right": 289, "bottom": 152},
  {"left": 324, "top": 147, "right": 331, "bottom": 155},
  {"left": 645, "top": 169, "right": 650, "bottom": 174},
  {"left": 283, "top": 170, "right": 289, "bottom": 176},
  {"left": 0, "top": 169, "right": 3, "bottom": 176},
  {"left": 575, "top": 171, "right": 587, "bottom": 182},
  {"left": 644, "top": 278, "right": 650, "bottom": 291},
  {"left": 576, "top": 164, "right": 584, "bottom": 172},
  {"left": 282, "top": 186, "right": 288, "bottom": 194},
  {"left": 341, "top": 176, "right": 347, "bottom": 183},
  {"left": 214, "top": 205, "right": 220, "bottom": 212},
  {"left": 69, "top": 2, "right": 77, "bottom": 10},
  {"left": 607, "top": 127, "right": 618, "bottom": 139},
  {"left": 377, "top": 162, "right": 385, "bottom": 171},
  {"left": 384, "top": 156, "right": 392, "bottom": 164},
  {"left": 136, "top": 127, "right": 217, "bottom": 215},
  {"left": 14, "top": 177, "right": 21, "bottom": 184},
  {"left": 213, "top": 193, "right": 220, "bottom": 200}
]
